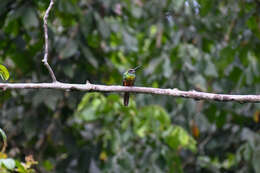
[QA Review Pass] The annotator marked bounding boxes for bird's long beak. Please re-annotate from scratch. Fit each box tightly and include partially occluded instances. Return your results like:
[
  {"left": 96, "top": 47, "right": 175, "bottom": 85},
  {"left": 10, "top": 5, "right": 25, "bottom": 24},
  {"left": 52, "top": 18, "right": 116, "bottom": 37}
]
[{"left": 134, "top": 65, "right": 141, "bottom": 71}]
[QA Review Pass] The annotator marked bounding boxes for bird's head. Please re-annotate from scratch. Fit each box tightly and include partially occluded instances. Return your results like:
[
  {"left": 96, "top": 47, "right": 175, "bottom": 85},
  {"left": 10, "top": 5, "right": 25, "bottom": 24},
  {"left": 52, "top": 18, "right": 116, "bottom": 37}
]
[
  {"left": 127, "top": 65, "right": 141, "bottom": 74},
  {"left": 127, "top": 69, "right": 135, "bottom": 74}
]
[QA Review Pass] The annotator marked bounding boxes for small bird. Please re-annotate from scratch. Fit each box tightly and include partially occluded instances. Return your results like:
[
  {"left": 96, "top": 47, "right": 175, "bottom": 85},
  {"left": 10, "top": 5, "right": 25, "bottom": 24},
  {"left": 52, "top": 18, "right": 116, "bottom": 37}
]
[{"left": 122, "top": 66, "right": 141, "bottom": 106}]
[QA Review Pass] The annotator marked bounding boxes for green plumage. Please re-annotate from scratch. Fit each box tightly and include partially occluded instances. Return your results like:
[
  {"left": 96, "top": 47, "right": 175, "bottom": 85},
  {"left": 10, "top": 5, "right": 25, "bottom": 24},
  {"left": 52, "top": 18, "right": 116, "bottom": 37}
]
[{"left": 123, "top": 71, "right": 136, "bottom": 84}]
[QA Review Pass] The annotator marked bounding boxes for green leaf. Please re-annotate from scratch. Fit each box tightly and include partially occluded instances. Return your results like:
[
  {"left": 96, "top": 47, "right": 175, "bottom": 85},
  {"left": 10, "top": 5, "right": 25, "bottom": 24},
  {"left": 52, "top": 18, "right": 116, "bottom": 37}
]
[
  {"left": 22, "top": 8, "right": 39, "bottom": 29},
  {"left": 57, "top": 0, "right": 76, "bottom": 14},
  {"left": 197, "top": 0, "right": 213, "bottom": 16},
  {"left": 247, "top": 16, "right": 260, "bottom": 39},
  {"left": 15, "top": 160, "right": 27, "bottom": 173},
  {"left": 32, "top": 90, "right": 63, "bottom": 111},
  {"left": 192, "top": 74, "right": 207, "bottom": 91},
  {"left": 94, "top": 13, "right": 110, "bottom": 39},
  {"left": 80, "top": 45, "right": 98, "bottom": 68},
  {"left": 164, "top": 126, "right": 197, "bottom": 152},
  {"left": 43, "top": 160, "right": 54, "bottom": 171},
  {"left": 134, "top": 105, "right": 171, "bottom": 137},
  {"left": 172, "top": 0, "right": 185, "bottom": 12},
  {"left": 60, "top": 40, "right": 78, "bottom": 59},
  {"left": 0, "top": 64, "right": 9, "bottom": 81},
  {"left": 123, "top": 31, "right": 138, "bottom": 52},
  {"left": 253, "top": 148, "right": 260, "bottom": 173},
  {"left": 0, "top": 128, "right": 7, "bottom": 153},
  {"left": 0, "top": 158, "right": 15, "bottom": 170},
  {"left": 131, "top": 6, "right": 142, "bottom": 18},
  {"left": 205, "top": 60, "right": 218, "bottom": 77},
  {"left": 75, "top": 93, "right": 106, "bottom": 122}
]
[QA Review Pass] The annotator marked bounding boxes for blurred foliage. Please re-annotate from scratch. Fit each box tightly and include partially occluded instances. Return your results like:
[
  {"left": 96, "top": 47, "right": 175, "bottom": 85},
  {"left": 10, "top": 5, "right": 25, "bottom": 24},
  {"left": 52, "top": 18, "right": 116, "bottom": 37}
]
[
  {"left": 0, "top": 128, "right": 37, "bottom": 173},
  {"left": 1, "top": 0, "right": 260, "bottom": 172},
  {"left": 72, "top": 93, "right": 196, "bottom": 172}
]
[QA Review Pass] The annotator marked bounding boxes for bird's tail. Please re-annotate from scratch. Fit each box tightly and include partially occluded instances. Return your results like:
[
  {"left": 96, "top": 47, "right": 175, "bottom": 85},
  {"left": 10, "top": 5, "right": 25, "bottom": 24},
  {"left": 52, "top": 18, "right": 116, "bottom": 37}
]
[{"left": 124, "top": 92, "right": 130, "bottom": 106}]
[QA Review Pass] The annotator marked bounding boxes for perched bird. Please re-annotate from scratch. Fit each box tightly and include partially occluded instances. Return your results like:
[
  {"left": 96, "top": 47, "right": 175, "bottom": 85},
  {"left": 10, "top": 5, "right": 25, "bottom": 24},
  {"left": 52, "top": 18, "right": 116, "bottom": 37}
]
[{"left": 122, "top": 66, "right": 141, "bottom": 106}]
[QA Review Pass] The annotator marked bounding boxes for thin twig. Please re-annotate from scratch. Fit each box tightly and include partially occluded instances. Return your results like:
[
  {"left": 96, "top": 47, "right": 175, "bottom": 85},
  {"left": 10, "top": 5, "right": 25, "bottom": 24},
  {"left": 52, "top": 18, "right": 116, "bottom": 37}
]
[
  {"left": 42, "top": 0, "right": 57, "bottom": 82},
  {"left": 224, "top": 19, "right": 236, "bottom": 43},
  {"left": 0, "top": 82, "right": 260, "bottom": 103}
]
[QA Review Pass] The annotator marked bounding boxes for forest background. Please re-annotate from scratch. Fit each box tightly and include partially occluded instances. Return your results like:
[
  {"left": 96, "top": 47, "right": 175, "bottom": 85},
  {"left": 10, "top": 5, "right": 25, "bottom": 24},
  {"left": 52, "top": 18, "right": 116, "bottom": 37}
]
[{"left": 1, "top": 0, "right": 260, "bottom": 172}]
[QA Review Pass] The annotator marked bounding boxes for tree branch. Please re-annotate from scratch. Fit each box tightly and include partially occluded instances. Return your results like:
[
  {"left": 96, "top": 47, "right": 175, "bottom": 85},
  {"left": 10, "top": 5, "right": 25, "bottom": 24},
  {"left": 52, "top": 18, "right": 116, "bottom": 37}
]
[
  {"left": 42, "top": 0, "right": 57, "bottom": 82},
  {"left": 3, "top": 0, "right": 259, "bottom": 104},
  {"left": 0, "top": 82, "right": 260, "bottom": 103}
]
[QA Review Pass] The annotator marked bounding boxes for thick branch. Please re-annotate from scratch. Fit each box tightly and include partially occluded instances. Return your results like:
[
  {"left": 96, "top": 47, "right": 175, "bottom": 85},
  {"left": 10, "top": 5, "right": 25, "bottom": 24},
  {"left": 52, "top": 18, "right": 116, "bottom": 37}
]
[
  {"left": 42, "top": 0, "right": 57, "bottom": 82},
  {"left": 0, "top": 82, "right": 260, "bottom": 103}
]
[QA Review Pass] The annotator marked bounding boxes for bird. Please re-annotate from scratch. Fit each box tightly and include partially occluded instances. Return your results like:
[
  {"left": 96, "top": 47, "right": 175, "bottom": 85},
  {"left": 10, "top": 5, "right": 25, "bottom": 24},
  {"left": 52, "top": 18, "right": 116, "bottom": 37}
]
[{"left": 122, "top": 66, "right": 141, "bottom": 106}]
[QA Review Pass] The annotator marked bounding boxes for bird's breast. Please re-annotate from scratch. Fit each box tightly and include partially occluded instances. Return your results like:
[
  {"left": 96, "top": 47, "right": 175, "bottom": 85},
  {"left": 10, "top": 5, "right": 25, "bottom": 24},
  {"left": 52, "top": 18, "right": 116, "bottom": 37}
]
[{"left": 123, "top": 78, "right": 135, "bottom": 86}]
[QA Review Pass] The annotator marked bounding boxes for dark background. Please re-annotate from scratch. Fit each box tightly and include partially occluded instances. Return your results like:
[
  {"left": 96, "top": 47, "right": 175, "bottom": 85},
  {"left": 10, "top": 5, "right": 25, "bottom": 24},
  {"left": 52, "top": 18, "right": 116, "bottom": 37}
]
[{"left": 1, "top": 0, "right": 260, "bottom": 172}]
